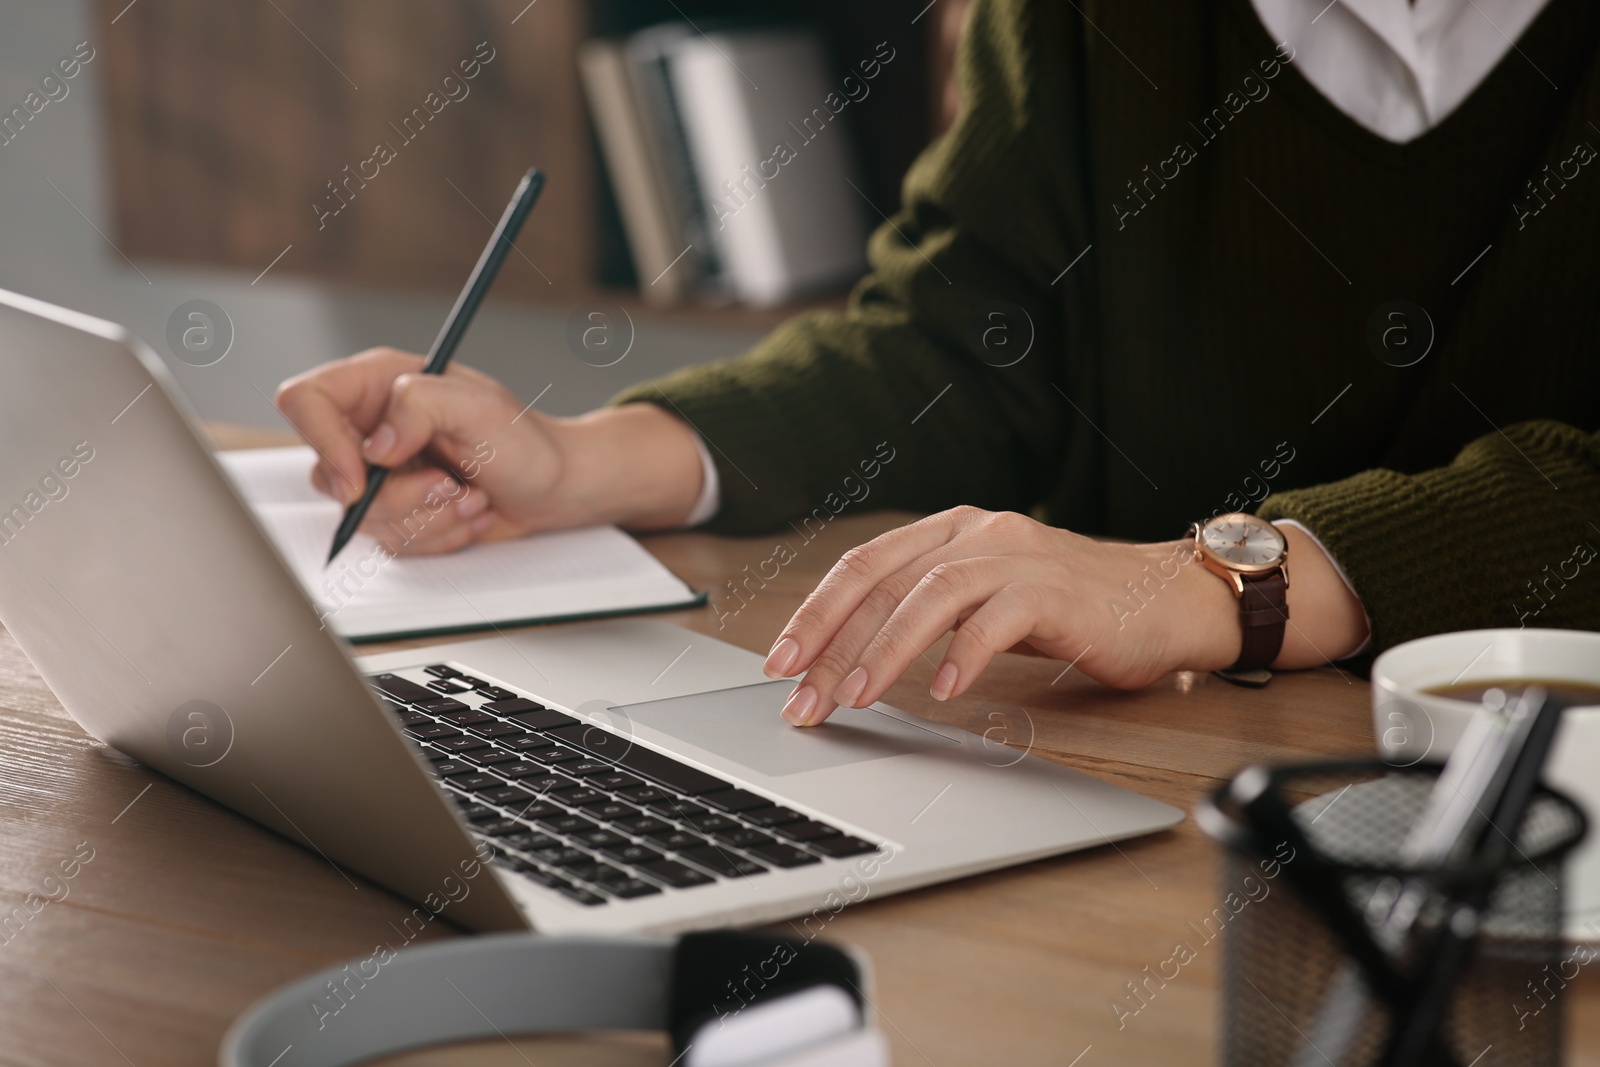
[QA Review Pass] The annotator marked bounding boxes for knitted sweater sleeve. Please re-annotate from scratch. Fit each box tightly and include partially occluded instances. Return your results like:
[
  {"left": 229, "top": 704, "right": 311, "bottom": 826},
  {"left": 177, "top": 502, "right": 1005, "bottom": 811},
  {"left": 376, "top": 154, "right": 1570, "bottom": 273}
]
[
  {"left": 609, "top": 0, "right": 1083, "bottom": 534},
  {"left": 1258, "top": 420, "right": 1600, "bottom": 653}
]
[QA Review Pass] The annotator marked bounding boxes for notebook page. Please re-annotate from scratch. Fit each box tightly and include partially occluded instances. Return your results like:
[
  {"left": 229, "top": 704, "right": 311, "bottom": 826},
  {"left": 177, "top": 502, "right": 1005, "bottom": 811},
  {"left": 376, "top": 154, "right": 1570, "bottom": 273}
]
[
  {"left": 219, "top": 446, "right": 329, "bottom": 506},
  {"left": 254, "top": 503, "right": 678, "bottom": 610},
  {"left": 219, "top": 447, "right": 700, "bottom": 638}
]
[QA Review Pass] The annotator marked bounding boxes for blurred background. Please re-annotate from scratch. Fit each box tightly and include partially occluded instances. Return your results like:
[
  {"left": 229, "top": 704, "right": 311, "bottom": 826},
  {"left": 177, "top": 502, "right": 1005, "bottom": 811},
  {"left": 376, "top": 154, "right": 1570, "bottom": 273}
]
[{"left": 0, "top": 0, "right": 972, "bottom": 432}]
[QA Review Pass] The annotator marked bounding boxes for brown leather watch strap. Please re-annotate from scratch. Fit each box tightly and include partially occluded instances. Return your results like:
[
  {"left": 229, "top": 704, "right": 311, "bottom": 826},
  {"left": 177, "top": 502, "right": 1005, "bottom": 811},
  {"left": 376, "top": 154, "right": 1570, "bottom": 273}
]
[{"left": 1231, "top": 570, "right": 1288, "bottom": 671}]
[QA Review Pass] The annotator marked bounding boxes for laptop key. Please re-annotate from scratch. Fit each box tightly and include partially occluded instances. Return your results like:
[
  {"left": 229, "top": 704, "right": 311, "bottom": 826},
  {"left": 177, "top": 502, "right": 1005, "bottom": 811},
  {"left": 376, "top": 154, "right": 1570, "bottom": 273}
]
[
  {"left": 504, "top": 775, "right": 568, "bottom": 798},
  {"left": 475, "top": 819, "right": 523, "bottom": 837},
  {"left": 397, "top": 710, "right": 432, "bottom": 727},
  {"left": 424, "top": 664, "right": 462, "bottom": 678},
  {"left": 507, "top": 709, "right": 581, "bottom": 731},
  {"left": 698, "top": 789, "right": 775, "bottom": 814},
  {"left": 638, "top": 860, "right": 716, "bottom": 888},
  {"left": 589, "top": 771, "right": 644, "bottom": 791},
  {"left": 646, "top": 799, "right": 708, "bottom": 819},
  {"left": 769, "top": 819, "right": 841, "bottom": 843},
  {"left": 809, "top": 835, "right": 878, "bottom": 858},
  {"left": 601, "top": 842, "right": 665, "bottom": 866},
  {"left": 553, "top": 787, "right": 608, "bottom": 807},
  {"left": 478, "top": 786, "right": 536, "bottom": 806},
  {"left": 607, "top": 878, "right": 663, "bottom": 899},
  {"left": 710, "top": 828, "right": 777, "bottom": 850},
  {"left": 467, "top": 722, "right": 528, "bottom": 739},
  {"left": 428, "top": 680, "right": 472, "bottom": 694},
  {"left": 502, "top": 832, "right": 560, "bottom": 852},
  {"left": 743, "top": 806, "right": 805, "bottom": 827},
  {"left": 615, "top": 815, "right": 674, "bottom": 836},
  {"left": 452, "top": 773, "right": 503, "bottom": 791},
  {"left": 497, "top": 763, "right": 559, "bottom": 781},
  {"left": 463, "top": 751, "right": 522, "bottom": 768},
  {"left": 681, "top": 814, "right": 740, "bottom": 835},
  {"left": 369, "top": 673, "right": 438, "bottom": 704},
  {"left": 503, "top": 734, "right": 556, "bottom": 752},
  {"left": 506, "top": 801, "right": 564, "bottom": 822},
  {"left": 478, "top": 686, "right": 520, "bottom": 702},
  {"left": 589, "top": 801, "right": 639, "bottom": 823},
  {"left": 649, "top": 830, "right": 709, "bottom": 852},
  {"left": 459, "top": 804, "right": 501, "bottom": 823},
  {"left": 437, "top": 709, "right": 496, "bottom": 727},
  {"left": 546, "top": 848, "right": 600, "bottom": 871},
  {"left": 561, "top": 759, "right": 615, "bottom": 777},
  {"left": 516, "top": 865, "right": 568, "bottom": 888},
  {"left": 558, "top": 886, "right": 608, "bottom": 907},
  {"left": 417, "top": 697, "right": 471, "bottom": 715},
  {"left": 536, "top": 813, "right": 600, "bottom": 836},
  {"left": 565, "top": 862, "right": 609, "bottom": 884},
  {"left": 680, "top": 846, "right": 768, "bottom": 878},
  {"left": 484, "top": 698, "right": 542, "bottom": 715},
  {"left": 405, "top": 723, "right": 462, "bottom": 741},
  {"left": 571, "top": 829, "right": 630, "bottom": 850},
  {"left": 528, "top": 746, "right": 582, "bottom": 765},
  {"left": 454, "top": 674, "right": 487, "bottom": 688},
  {"left": 434, "top": 736, "right": 491, "bottom": 755},
  {"left": 748, "top": 843, "right": 822, "bottom": 868},
  {"left": 429, "top": 760, "right": 477, "bottom": 778},
  {"left": 545, "top": 724, "right": 727, "bottom": 796},
  {"left": 617, "top": 785, "right": 670, "bottom": 804}
]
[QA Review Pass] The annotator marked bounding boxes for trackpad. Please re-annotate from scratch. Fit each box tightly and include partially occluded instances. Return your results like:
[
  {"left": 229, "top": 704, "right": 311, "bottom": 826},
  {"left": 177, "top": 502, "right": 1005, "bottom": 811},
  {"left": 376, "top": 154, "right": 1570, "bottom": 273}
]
[{"left": 617, "top": 680, "right": 958, "bottom": 777}]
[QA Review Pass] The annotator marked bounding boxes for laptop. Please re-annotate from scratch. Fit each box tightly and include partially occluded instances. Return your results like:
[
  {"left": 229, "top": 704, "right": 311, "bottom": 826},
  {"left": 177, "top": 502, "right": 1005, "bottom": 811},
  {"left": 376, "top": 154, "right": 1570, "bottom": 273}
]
[{"left": 0, "top": 287, "right": 1182, "bottom": 934}]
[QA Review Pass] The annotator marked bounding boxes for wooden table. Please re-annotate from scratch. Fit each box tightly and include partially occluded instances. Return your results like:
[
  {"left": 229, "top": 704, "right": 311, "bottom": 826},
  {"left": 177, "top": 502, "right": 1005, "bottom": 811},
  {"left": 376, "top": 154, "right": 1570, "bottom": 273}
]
[{"left": 1, "top": 427, "right": 1595, "bottom": 1066}]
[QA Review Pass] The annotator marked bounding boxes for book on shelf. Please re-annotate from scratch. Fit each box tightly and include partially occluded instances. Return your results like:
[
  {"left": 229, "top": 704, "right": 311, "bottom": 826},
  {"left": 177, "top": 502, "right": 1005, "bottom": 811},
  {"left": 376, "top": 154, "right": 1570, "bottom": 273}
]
[{"left": 581, "top": 22, "right": 869, "bottom": 309}]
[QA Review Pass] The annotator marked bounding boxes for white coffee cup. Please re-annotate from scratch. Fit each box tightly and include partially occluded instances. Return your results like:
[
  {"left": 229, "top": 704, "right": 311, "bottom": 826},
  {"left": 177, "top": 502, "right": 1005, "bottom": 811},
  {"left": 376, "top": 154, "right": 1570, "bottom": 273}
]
[{"left": 1372, "top": 628, "right": 1600, "bottom": 940}]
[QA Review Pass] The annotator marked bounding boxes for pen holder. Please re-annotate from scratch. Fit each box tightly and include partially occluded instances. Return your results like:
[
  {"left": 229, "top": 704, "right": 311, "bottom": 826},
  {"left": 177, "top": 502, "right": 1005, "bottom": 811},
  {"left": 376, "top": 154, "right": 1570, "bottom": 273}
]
[{"left": 1199, "top": 761, "right": 1587, "bottom": 1067}]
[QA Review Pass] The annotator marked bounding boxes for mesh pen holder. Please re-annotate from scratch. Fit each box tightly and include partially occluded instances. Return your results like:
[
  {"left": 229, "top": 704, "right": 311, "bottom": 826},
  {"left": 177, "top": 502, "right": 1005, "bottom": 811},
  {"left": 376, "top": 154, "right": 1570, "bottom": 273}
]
[{"left": 1198, "top": 761, "right": 1587, "bottom": 1067}]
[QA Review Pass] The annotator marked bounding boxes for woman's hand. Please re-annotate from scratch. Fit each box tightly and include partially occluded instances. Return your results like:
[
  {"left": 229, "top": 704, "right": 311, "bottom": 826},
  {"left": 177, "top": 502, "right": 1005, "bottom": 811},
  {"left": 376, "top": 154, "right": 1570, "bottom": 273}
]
[
  {"left": 275, "top": 348, "right": 707, "bottom": 554},
  {"left": 760, "top": 506, "right": 1368, "bottom": 726}
]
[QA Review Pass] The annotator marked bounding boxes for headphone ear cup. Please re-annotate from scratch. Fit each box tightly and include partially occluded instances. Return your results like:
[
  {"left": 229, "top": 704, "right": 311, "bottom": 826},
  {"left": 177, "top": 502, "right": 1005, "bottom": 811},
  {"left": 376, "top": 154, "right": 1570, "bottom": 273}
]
[{"left": 668, "top": 931, "right": 864, "bottom": 1057}]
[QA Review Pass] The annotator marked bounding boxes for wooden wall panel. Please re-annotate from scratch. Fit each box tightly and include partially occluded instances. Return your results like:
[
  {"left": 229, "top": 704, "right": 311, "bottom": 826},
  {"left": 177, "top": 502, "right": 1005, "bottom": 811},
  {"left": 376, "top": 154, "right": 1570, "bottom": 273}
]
[{"left": 95, "top": 0, "right": 593, "bottom": 299}]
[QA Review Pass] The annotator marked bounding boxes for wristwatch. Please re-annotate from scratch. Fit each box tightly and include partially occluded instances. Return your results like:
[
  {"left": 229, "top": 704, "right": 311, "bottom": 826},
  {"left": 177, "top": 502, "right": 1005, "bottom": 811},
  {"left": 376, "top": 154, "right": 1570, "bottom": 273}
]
[{"left": 1190, "top": 513, "right": 1289, "bottom": 671}]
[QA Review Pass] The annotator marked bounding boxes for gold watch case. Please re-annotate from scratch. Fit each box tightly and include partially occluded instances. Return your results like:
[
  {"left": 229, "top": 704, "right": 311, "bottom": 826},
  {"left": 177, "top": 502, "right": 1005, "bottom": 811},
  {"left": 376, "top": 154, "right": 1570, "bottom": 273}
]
[{"left": 1189, "top": 512, "right": 1290, "bottom": 597}]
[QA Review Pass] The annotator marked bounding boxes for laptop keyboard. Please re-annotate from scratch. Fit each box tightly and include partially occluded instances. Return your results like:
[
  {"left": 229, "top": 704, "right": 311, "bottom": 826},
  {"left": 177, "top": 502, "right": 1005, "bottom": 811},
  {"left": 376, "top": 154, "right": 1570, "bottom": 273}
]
[{"left": 368, "top": 665, "right": 879, "bottom": 908}]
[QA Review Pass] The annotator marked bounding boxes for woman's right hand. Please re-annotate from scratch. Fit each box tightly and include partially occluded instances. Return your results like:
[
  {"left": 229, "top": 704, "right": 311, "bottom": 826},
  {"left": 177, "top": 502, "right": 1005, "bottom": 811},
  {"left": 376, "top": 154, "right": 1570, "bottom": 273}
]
[{"left": 274, "top": 347, "right": 706, "bottom": 554}]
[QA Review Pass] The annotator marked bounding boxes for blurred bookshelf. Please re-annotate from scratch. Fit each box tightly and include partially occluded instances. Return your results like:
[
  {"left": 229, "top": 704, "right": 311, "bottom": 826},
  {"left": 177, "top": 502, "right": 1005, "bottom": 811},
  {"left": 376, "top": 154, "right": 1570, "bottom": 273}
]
[{"left": 94, "top": 0, "right": 971, "bottom": 326}]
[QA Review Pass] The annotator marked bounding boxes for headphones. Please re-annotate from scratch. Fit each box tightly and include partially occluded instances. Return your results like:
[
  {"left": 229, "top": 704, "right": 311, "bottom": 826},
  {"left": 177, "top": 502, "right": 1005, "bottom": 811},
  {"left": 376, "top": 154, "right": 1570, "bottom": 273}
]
[{"left": 221, "top": 931, "right": 889, "bottom": 1067}]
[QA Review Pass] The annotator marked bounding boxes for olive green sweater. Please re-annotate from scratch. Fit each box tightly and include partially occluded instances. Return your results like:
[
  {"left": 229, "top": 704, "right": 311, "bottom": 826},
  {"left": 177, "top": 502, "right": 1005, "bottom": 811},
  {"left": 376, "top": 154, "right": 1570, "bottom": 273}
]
[{"left": 616, "top": 0, "right": 1600, "bottom": 655}]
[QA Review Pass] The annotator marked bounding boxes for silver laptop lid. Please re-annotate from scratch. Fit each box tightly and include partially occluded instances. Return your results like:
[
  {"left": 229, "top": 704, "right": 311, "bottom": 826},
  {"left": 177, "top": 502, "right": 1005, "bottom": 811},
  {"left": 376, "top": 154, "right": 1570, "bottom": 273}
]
[{"left": 0, "top": 287, "right": 524, "bottom": 932}]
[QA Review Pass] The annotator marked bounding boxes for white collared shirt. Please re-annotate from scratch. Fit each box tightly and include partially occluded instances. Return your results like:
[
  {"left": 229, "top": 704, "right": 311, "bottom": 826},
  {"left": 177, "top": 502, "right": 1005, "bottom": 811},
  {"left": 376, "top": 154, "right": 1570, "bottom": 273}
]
[
  {"left": 1251, "top": 0, "right": 1552, "bottom": 142},
  {"left": 682, "top": 0, "right": 1553, "bottom": 530}
]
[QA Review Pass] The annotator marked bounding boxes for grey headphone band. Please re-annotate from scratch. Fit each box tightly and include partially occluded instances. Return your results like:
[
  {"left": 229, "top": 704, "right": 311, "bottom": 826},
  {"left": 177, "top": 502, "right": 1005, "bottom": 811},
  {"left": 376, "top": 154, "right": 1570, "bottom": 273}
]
[{"left": 221, "top": 934, "right": 675, "bottom": 1067}]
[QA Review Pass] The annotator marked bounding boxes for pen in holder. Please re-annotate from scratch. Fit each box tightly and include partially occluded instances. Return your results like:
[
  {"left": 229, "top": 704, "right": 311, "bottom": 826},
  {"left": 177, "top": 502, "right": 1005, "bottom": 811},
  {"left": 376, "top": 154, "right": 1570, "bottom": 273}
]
[{"left": 1199, "top": 761, "right": 1587, "bottom": 1067}]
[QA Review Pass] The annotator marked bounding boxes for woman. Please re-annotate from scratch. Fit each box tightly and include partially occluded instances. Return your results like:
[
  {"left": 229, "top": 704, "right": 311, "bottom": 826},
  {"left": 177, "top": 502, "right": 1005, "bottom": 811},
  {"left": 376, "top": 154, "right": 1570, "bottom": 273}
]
[{"left": 278, "top": 0, "right": 1600, "bottom": 727}]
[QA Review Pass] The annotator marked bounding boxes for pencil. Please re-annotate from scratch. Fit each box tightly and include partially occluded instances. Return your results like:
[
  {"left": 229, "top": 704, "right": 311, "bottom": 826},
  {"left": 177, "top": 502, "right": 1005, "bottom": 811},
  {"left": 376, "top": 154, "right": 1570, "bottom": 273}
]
[{"left": 326, "top": 167, "right": 546, "bottom": 565}]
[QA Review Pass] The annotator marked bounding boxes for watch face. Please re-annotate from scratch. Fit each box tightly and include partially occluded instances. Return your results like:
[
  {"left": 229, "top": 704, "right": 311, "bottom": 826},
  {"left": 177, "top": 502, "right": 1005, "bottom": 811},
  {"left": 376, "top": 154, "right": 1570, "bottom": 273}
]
[{"left": 1201, "top": 515, "right": 1285, "bottom": 569}]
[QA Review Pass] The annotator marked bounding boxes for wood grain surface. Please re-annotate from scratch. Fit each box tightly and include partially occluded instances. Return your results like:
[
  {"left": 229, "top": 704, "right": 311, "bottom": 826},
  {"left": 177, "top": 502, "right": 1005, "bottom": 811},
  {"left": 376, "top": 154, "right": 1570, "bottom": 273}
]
[{"left": 0, "top": 426, "right": 1593, "bottom": 1066}]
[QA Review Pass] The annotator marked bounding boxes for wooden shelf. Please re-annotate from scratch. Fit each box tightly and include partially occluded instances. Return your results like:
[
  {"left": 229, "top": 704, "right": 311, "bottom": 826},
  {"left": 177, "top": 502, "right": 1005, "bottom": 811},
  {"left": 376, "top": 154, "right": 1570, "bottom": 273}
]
[{"left": 94, "top": 0, "right": 951, "bottom": 327}]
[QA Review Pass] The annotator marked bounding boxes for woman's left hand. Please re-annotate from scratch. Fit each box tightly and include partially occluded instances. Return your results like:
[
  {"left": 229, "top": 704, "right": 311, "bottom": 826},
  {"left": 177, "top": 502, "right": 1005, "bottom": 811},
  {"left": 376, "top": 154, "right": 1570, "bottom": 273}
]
[{"left": 759, "top": 506, "right": 1366, "bottom": 726}]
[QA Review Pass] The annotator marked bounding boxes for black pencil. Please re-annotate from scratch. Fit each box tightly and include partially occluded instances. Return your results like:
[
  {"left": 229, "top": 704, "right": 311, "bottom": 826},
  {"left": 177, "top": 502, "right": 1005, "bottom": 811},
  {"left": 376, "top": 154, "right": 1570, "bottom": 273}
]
[{"left": 326, "top": 167, "right": 546, "bottom": 565}]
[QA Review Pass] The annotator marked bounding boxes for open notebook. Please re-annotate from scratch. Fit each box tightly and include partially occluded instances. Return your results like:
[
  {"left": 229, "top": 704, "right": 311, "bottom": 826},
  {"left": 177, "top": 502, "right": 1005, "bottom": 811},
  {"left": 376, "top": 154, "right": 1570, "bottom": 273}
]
[{"left": 218, "top": 447, "right": 704, "bottom": 642}]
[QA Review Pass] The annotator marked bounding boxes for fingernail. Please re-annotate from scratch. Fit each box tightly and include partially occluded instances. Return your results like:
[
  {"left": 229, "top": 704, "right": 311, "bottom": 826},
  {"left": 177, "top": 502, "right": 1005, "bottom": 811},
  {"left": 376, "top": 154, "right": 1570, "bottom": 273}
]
[
  {"left": 781, "top": 685, "right": 817, "bottom": 726},
  {"left": 763, "top": 636, "right": 799, "bottom": 678},
  {"left": 931, "top": 662, "right": 959, "bottom": 701},
  {"left": 835, "top": 666, "right": 868, "bottom": 708},
  {"left": 471, "top": 512, "right": 495, "bottom": 535},
  {"left": 457, "top": 491, "right": 489, "bottom": 519},
  {"left": 362, "top": 423, "right": 397, "bottom": 462}
]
